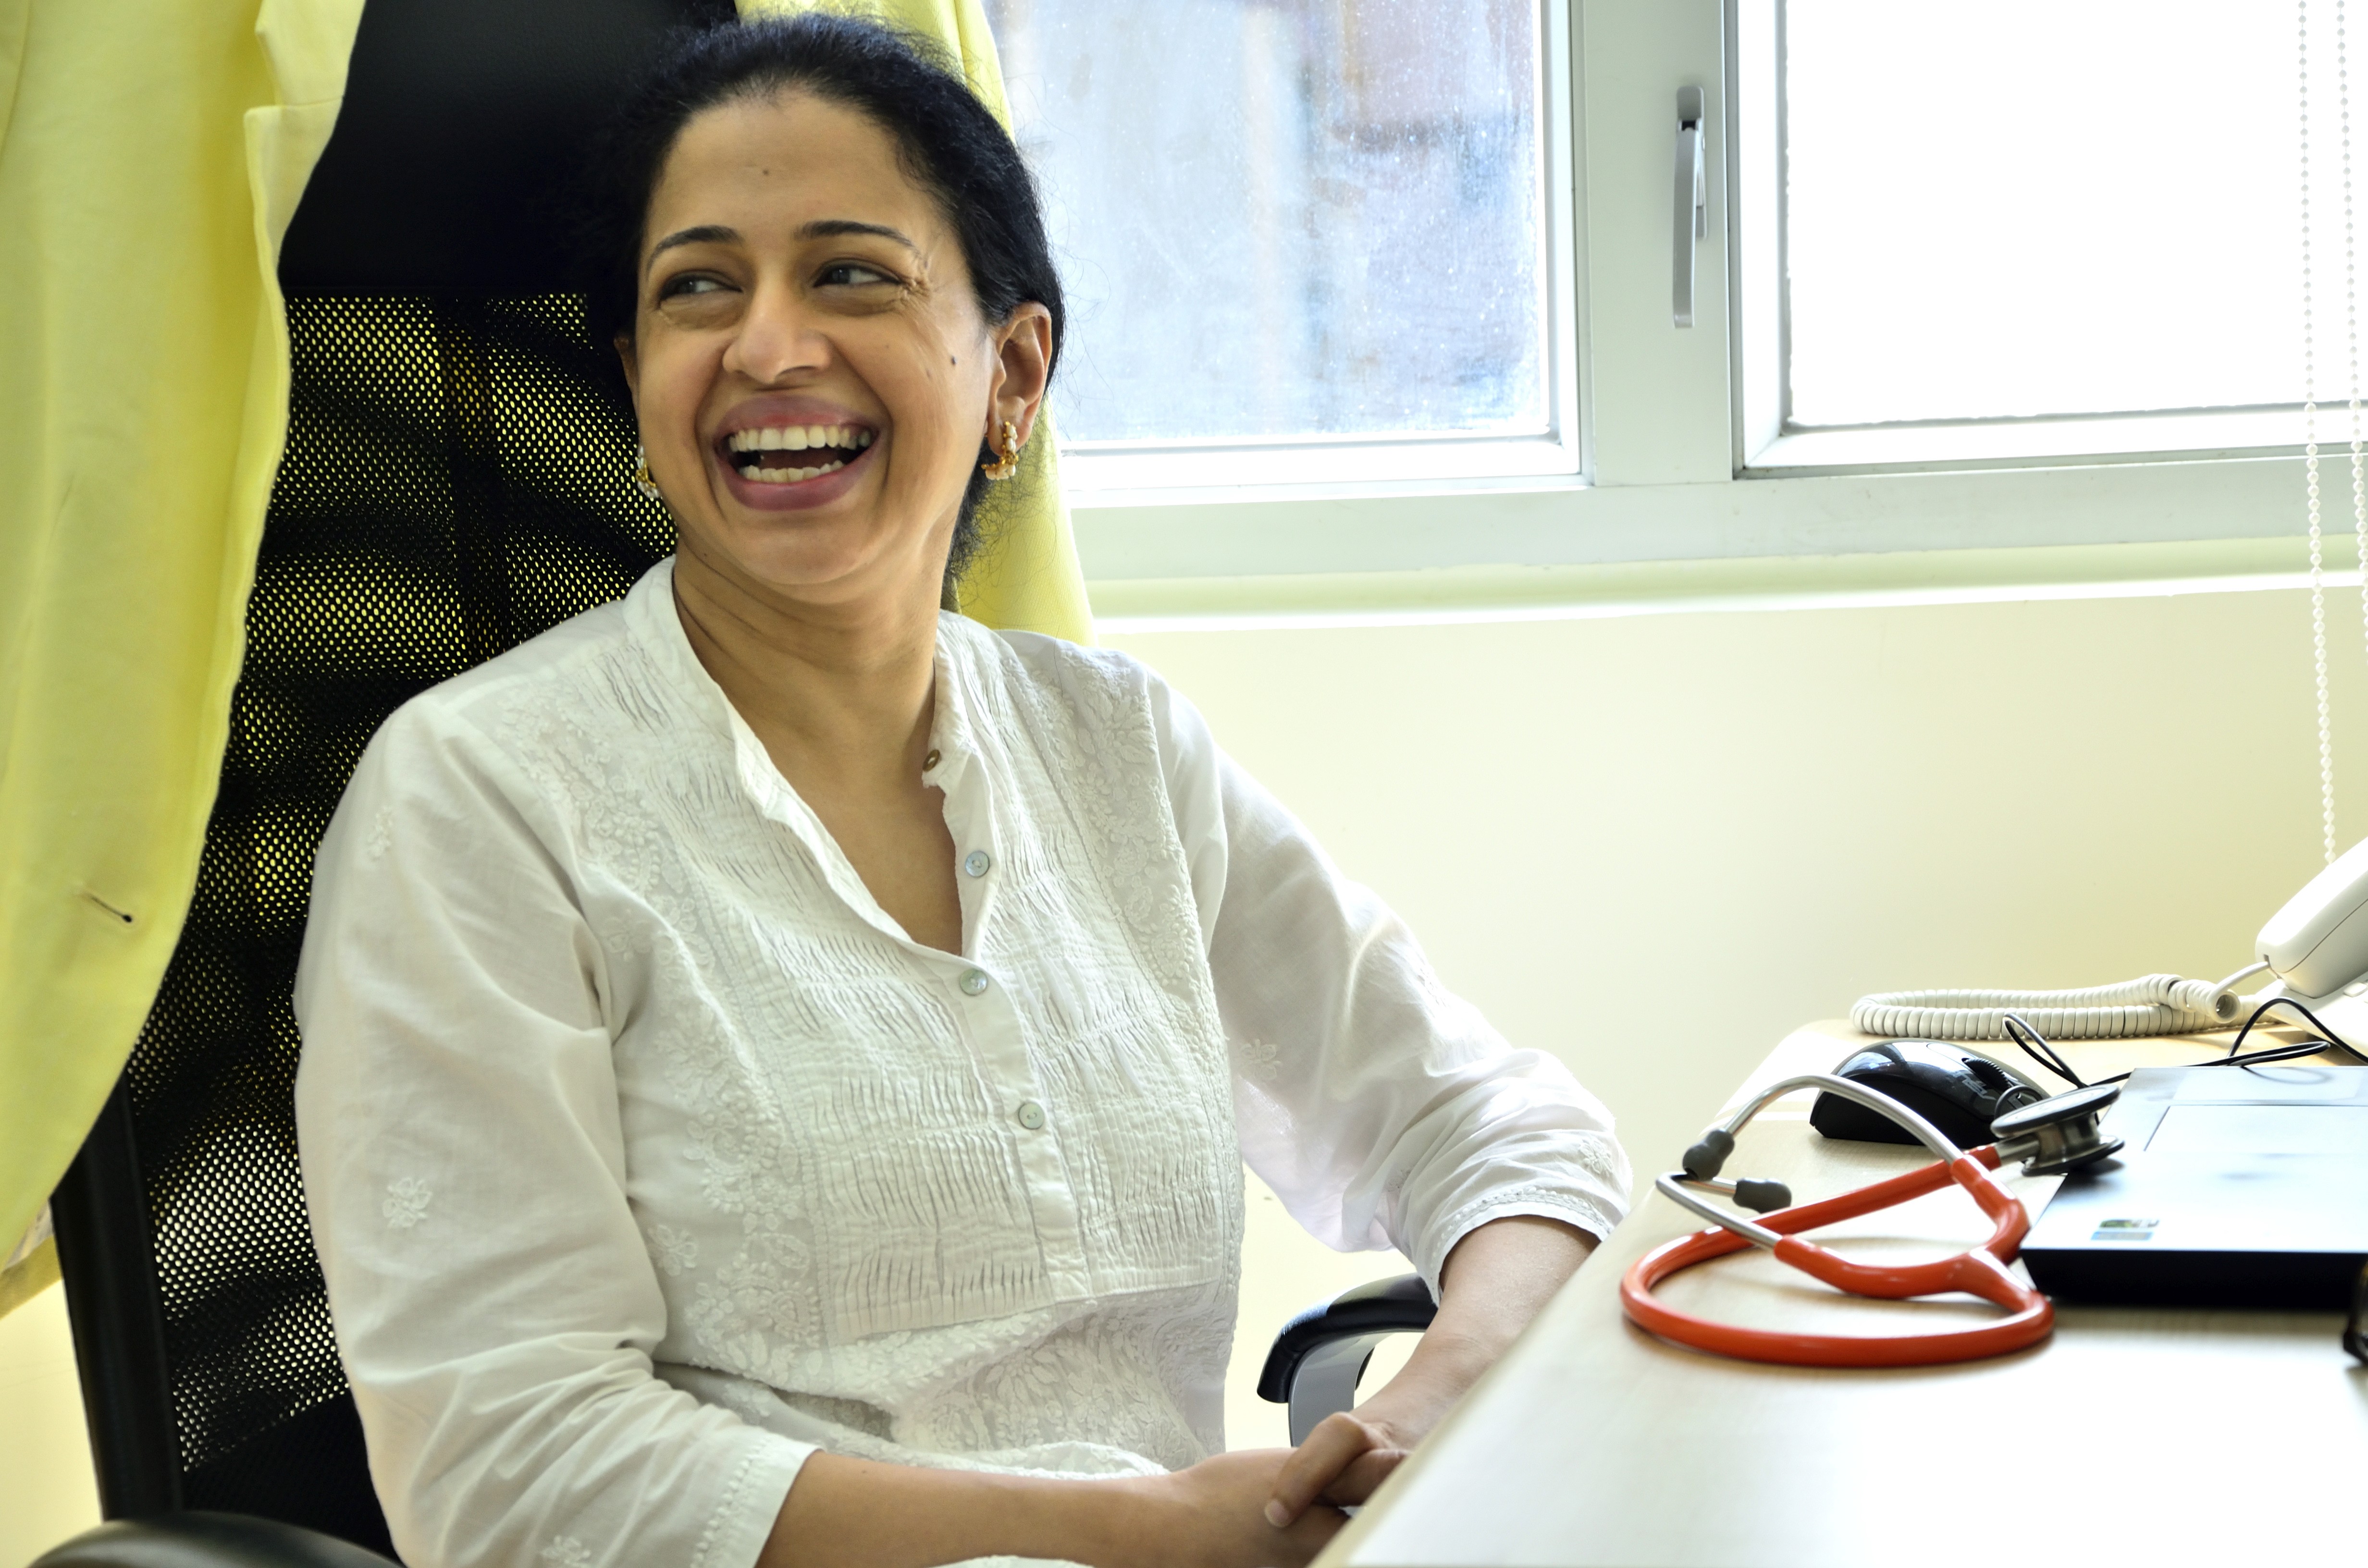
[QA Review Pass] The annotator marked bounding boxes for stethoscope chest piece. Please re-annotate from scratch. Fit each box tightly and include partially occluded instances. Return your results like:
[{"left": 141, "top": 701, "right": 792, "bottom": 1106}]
[{"left": 1989, "top": 1081, "right": 2122, "bottom": 1176}]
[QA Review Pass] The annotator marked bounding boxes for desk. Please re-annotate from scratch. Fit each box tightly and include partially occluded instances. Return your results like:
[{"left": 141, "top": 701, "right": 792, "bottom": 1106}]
[{"left": 1321, "top": 1022, "right": 2368, "bottom": 1567}]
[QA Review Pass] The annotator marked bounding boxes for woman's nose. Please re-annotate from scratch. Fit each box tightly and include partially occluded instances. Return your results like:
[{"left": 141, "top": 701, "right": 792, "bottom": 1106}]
[{"left": 723, "top": 284, "right": 828, "bottom": 384}]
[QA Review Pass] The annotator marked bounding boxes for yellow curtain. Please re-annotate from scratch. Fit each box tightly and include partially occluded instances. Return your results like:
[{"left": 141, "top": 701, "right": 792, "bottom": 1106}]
[
  {"left": 0, "top": 0, "right": 1087, "bottom": 1318},
  {"left": 744, "top": 0, "right": 1094, "bottom": 643},
  {"left": 0, "top": 0, "right": 363, "bottom": 1317}
]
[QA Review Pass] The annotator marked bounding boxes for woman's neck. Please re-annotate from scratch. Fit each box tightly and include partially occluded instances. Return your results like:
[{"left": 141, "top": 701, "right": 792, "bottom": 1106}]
[{"left": 668, "top": 548, "right": 942, "bottom": 794}]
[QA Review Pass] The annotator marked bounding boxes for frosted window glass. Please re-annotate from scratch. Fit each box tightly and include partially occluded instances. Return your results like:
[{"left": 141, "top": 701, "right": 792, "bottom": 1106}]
[
  {"left": 1785, "top": 0, "right": 2343, "bottom": 428},
  {"left": 984, "top": 0, "right": 1546, "bottom": 444}
]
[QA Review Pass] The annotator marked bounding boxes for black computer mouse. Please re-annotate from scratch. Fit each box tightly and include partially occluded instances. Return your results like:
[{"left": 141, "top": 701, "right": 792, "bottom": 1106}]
[{"left": 1811, "top": 1040, "right": 2048, "bottom": 1149}]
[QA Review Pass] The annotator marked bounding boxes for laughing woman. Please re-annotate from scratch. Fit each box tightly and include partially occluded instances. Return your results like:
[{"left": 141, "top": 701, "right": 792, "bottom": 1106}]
[{"left": 293, "top": 15, "right": 1629, "bottom": 1568}]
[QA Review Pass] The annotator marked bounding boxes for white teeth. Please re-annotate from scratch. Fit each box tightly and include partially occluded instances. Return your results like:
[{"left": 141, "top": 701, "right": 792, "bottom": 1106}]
[
  {"left": 736, "top": 457, "right": 848, "bottom": 484},
  {"left": 726, "top": 423, "right": 875, "bottom": 453}
]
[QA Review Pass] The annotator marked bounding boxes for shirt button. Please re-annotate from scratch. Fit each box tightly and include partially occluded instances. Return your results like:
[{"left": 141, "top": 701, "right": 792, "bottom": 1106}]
[
  {"left": 963, "top": 849, "right": 992, "bottom": 878},
  {"left": 959, "top": 968, "right": 990, "bottom": 995},
  {"left": 924, "top": 748, "right": 942, "bottom": 772},
  {"left": 1015, "top": 1100, "right": 1046, "bottom": 1130}
]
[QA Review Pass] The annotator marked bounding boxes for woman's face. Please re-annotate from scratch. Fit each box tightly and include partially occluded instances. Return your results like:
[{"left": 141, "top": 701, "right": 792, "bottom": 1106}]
[{"left": 618, "top": 90, "right": 1049, "bottom": 611}]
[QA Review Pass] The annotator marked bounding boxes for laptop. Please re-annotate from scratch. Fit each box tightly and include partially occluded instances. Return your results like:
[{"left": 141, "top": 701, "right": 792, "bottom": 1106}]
[{"left": 2020, "top": 1065, "right": 2368, "bottom": 1309}]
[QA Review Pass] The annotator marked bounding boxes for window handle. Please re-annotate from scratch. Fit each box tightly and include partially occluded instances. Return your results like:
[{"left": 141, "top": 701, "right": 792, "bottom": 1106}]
[{"left": 1673, "top": 86, "right": 1706, "bottom": 328}]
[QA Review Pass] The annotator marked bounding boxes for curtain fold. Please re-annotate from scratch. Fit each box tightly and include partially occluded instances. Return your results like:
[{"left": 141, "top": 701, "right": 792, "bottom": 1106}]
[
  {"left": 0, "top": 0, "right": 1087, "bottom": 1318},
  {"left": 0, "top": 0, "right": 364, "bottom": 1318}
]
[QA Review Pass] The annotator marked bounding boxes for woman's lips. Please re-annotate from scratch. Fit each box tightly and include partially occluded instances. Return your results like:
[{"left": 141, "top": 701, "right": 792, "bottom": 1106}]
[{"left": 712, "top": 436, "right": 876, "bottom": 512}]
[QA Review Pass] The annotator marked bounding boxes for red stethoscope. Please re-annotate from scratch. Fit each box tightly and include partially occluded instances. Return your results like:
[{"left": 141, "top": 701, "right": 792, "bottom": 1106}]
[{"left": 1620, "top": 1074, "right": 2124, "bottom": 1367}]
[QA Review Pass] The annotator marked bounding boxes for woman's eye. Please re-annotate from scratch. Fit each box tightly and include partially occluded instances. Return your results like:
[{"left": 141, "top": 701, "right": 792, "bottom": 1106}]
[
  {"left": 818, "top": 262, "right": 895, "bottom": 288},
  {"left": 659, "top": 275, "right": 729, "bottom": 301}
]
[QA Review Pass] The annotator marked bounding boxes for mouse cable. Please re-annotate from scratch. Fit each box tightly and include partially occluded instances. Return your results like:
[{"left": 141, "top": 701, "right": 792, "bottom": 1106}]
[{"left": 1998, "top": 1000, "right": 2368, "bottom": 1091}]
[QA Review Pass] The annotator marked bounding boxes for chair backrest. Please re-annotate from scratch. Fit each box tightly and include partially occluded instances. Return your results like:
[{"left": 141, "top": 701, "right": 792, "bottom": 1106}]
[{"left": 52, "top": 0, "right": 718, "bottom": 1553}]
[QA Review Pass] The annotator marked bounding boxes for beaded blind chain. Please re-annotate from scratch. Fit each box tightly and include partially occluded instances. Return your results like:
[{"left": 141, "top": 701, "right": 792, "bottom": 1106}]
[
  {"left": 2302, "top": 0, "right": 2367, "bottom": 867},
  {"left": 2346, "top": 2, "right": 2368, "bottom": 858}
]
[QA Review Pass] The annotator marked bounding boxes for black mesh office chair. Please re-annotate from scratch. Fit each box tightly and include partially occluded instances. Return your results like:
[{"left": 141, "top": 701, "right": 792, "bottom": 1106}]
[{"left": 34, "top": 5, "right": 1431, "bottom": 1564}]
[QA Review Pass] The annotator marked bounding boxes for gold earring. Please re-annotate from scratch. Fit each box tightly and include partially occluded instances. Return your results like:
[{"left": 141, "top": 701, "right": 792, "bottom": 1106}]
[
  {"left": 632, "top": 443, "right": 663, "bottom": 503},
  {"left": 981, "top": 418, "right": 1022, "bottom": 481}
]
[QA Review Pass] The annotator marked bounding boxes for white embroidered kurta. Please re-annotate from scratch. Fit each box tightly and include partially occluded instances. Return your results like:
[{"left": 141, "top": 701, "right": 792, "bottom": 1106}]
[{"left": 294, "top": 560, "right": 1630, "bottom": 1568}]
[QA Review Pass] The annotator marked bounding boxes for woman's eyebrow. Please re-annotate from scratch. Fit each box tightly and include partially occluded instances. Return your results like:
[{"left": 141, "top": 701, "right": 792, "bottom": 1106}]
[
  {"left": 643, "top": 220, "right": 922, "bottom": 276},
  {"left": 797, "top": 219, "right": 921, "bottom": 255},
  {"left": 645, "top": 224, "right": 740, "bottom": 272}
]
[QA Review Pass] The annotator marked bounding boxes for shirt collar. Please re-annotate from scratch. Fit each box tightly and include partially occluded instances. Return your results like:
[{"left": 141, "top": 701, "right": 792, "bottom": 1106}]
[
  {"left": 621, "top": 560, "right": 995, "bottom": 952},
  {"left": 622, "top": 558, "right": 738, "bottom": 735},
  {"left": 922, "top": 610, "right": 988, "bottom": 795}
]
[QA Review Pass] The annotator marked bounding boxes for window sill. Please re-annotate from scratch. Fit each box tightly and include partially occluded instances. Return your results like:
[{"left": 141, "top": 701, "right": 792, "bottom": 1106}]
[
  {"left": 1057, "top": 432, "right": 1578, "bottom": 494},
  {"left": 1748, "top": 406, "right": 2339, "bottom": 478},
  {"left": 1070, "top": 453, "right": 2309, "bottom": 584},
  {"left": 1086, "top": 535, "right": 2344, "bottom": 632},
  {"left": 1061, "top": 468, "right": 1589, "bottom": 513}
]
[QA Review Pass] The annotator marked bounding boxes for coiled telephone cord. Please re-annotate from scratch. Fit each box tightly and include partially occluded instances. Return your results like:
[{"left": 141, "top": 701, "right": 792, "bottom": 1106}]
[{"left": 1850, "top": 965, "right": 2269, "bottom": 1041}]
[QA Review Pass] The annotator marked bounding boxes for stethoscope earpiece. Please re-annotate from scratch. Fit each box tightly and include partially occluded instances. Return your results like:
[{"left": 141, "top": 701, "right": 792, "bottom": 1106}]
[
  {"left": 1676, "top": 1126, "right": 1792, "bottom": 1214},
  {"left": 1730, "top": 1177, "right": 1793, "bottom": 1213}
]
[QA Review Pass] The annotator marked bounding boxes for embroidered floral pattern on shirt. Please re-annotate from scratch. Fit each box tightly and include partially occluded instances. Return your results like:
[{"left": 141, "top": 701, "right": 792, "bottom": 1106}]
[
  {"left": 381, "top": 1177, "right": 431, "bottom": 1230},
  {"left": 361, "top": 807, "right": 393, "bottom": 862},
  {"left": 1565, "top": 1135, "right": 1628, "bottom": 1193},
  {"left": 1432, "top": 1172, "right": 1630, "bottom": 1280},
  {"left": 538, "top": 1536, "right": 591, "bottom": 1568},
  {"left": 1236, "top": 1038, "right": 1283, "bottom": 1083},
  {"left": 646, "top": 1223, "right": 699, "bottom": 1277}
]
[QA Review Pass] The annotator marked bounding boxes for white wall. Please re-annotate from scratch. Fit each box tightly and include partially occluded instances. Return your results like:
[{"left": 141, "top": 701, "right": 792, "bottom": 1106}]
[
  {"left": 1104, "top": 576, "right": 2362, "bottom": 1449},
  {"left": 0, "top": 1285, "right": 100, "bottom": 1568},
  {"left": 7, "top": 576, "right": 2358, "bottom": 1556}
]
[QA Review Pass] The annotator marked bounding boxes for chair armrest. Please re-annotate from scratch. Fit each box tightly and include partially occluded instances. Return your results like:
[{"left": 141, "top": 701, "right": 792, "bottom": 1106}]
[
  {"left": 1257, "top": 1273, "right": 1437, "bottom": 1445},
  {"left": 33, "top": 1512, "right": 400, "bottom": 1568}
]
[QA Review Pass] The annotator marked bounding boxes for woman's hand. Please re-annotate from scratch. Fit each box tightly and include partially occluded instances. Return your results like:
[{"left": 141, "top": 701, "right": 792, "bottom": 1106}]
[
  {"left": 1124, "top": 1450, "right": 1348, "bottom": 1568},
  {"left": 1263, "top": 1409, "right": 1416, "bottom": 1521}
]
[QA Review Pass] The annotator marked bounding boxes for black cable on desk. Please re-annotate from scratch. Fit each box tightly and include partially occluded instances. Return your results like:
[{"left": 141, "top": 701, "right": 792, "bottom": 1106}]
[{"left": 2002, "top": 999, "right": 2366, "bottom": 1090}]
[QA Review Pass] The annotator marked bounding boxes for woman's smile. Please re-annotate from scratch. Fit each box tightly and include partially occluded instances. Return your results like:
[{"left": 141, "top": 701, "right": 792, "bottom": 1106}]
[{"left": 712, "top": 396, "right": 882, "bottom": 512}]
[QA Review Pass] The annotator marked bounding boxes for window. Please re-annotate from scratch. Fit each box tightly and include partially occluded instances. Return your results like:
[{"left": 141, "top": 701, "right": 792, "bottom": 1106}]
[
  {"left": 1744, "top": 0, "right": 2357, "bottom": 471},
  {"left": 1076, "top": 2, "right": 2313, "bottom": 602},
  {"left": 984, "top": 0, "right": 1575, "bottom": 489}
]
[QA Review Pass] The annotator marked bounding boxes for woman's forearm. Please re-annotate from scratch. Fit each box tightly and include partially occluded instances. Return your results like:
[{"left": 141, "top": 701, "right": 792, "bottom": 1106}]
[
  {"left": 1354, "top": 1215, "right": 1591, "bottom": 1435},
  {"left": 761, "top": 1446, "right": 1344, "bottom": 1568},
  {"left": 1417, "top": 1214, "right": 1594, "bottom": 1365},
  {"left": 759, "top": 1454, "right": 1135, "bottom": 1568}
]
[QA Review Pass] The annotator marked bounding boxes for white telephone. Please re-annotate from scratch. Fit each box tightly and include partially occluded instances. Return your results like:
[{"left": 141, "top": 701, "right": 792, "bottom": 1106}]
[
  {"left": 2252, "top": 834, "right": 2368, "bottom": 1041},
  {"left": 1851, "top": 836, "right": 2368, "bottom": 1049}
]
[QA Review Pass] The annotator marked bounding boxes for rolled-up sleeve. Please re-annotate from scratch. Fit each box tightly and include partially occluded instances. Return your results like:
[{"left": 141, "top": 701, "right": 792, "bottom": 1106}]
[
  {"left": 293, "top": 706, "right": 811, "bottom": 1568},
  {"left": 1150, "top": 677, "right": 1631, "bottom": 1292}
]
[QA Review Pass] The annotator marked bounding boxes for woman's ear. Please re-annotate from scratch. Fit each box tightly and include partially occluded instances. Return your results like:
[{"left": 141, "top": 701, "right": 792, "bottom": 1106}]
[
  {"left": 615, "top": 334, "right": 641, "bottom": 405},
  {"left": 987, "top": 304, "right": 1055, "bottom": 447}
]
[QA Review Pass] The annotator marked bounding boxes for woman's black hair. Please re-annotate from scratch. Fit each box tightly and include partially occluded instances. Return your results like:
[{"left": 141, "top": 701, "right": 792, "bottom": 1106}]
[{"left": 579, "top": 12, "right": 1064, "bottom": 586}]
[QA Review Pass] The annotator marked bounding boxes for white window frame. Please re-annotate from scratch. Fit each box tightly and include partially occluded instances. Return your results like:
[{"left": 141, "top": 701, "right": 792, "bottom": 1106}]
[{"left": 1731, "top": 0, "right": 2323, "bottom": 478}]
